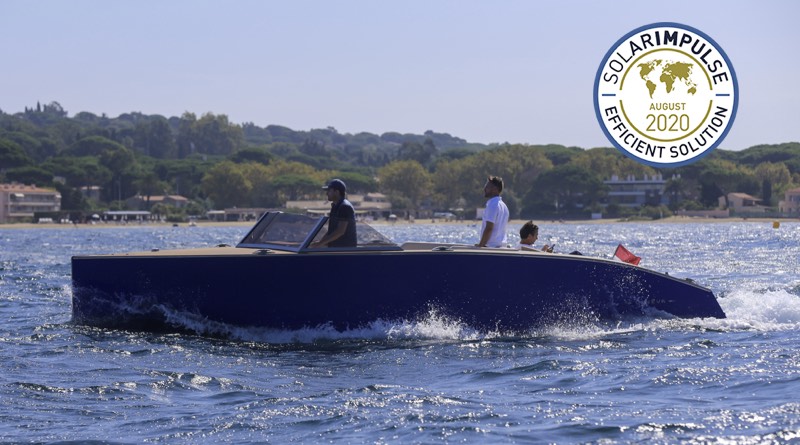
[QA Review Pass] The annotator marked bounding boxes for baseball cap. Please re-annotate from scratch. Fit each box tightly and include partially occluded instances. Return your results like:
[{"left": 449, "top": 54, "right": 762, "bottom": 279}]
[{"left": 322, "top": 179, "right": 347, "bottom": 194}]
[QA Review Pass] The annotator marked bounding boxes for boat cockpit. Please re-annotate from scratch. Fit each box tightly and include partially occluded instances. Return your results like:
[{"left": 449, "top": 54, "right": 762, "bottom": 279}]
[{"left": 237, "top": 211, "right": 402, "bottom": 253}]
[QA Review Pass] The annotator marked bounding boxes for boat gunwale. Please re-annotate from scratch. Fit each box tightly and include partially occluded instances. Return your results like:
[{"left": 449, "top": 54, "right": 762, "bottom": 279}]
[{"left": 70, "top": 242, "right": 713, "bottom": 292}]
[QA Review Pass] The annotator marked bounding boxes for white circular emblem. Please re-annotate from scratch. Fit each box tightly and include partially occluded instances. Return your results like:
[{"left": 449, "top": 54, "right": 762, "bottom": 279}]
[{"left": 594, "top": 23, "right": 738, "bottom": 167}]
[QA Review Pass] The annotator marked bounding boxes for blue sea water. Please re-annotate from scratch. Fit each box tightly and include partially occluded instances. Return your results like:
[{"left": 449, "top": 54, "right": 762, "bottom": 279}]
[{"left": 1, "top": 221, "right": 800, "bottom": 444}]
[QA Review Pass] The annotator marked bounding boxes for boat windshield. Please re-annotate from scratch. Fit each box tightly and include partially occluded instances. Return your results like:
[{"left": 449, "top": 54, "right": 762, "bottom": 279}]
[{"left": 237, "top": 212, "right": 399, "bottom": 252}]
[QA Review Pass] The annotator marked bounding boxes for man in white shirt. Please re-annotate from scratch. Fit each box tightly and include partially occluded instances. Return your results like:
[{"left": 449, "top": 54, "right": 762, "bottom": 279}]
[{"left": 476, "top": 176, "right": 510, "bottom": 247}]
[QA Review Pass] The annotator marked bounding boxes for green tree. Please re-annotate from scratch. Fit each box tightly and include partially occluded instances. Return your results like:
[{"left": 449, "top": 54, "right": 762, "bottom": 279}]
[
  {"left": 149, "top": 202, "right": 171, "bottom": 220},
  {"left": 0, "top": 138, "right": 33, "bottom": 169},
  {"left": 272, "top": 174, "right": 319, "bottom": 201},
  {"left": 298, "top": 139, "right": 330, "bottom": 158},
  {"left": 176, "top": 112, "right": 244, "bottom": 158},
  {"left": 255, "top": 159, "right": 329, "bottom": 205},
  {"left": 133, "top": 171, "right": 170, "bottom": 207},
  {"left": 241, "top": 162, "right": 278, "bottom": 207},
  {"left": 521, "top": 164, "right": 606, "bottom": 218},
  {"left": 378, "top": 160, "right": 432, "bottom": 211},
  {"left": 202, "top": 161, "right": 251, "bottom": 208},
  {"left": 54, "top": 182, "right": 89, "bottom": 211},
  {"left": 176, "top": 112, "right": 197, "bottom": 158},
  {"left": 754, "top": 162, "right": 792, "bottom": 205},
  {"left": 96, "top": 144, "right": 137, "bottom": 201},
  {"left": 229, "top": 147, "right": 274, "bottom": 165},
  {"left": 66, "top": 135, "right": 127, "bottom": 157},
  {"left": 43, "top": 156, "right": 113, "bottom": 188},
  {"left": 397, "top": 139, "right": 436, "bottom": 165},
  {"left": 430, "top": 158, "right": 466, "bottom": 209},
  {"left": 4, "top": 166, "right": 52, "bottom": 185},
  {"left": 333, "top": 171, "right": 377, "bottom": 194},
  {"left": 663, "top": 176, "right": 697, "bottom": 209},
  {"left": 432, "top": 144, "right": 553, "bottom": 211},
  {"left": 571, "top": 147, "right": 656, "bottom": 180},
  {"left": 734, "top": 142, "right": 800, "bottom": 173},
  {"left": 0, "top": 131, "right": 47, "bottom": 162},
  {"left": 153, "top": 157, "right": 215, "bottom": 199},
  {"left": 538, "top": 144, "right": 583, "bottom": 166},
  {"left": 699, "top": 159, "right": 759, "bottom": 208},
  {"left": 133, "top": 117, "right": 177, "bottom": 158},
  {"left": 438, "top": 147, "right": 477, "bottom": 162},
  {"left": 99, "top": 146, "right": 135, "bottom": 176},
  {"left": 194, "top": 113, "right": 244, "bottom": 156}
]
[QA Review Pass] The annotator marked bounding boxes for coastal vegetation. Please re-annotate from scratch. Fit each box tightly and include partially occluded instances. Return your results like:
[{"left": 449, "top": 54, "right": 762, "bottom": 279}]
[{"left": 1, "top": 101, "right": 798, "bottom": 220}]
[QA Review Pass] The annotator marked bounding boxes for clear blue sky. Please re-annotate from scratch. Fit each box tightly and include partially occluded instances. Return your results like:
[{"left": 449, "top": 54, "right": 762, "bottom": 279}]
[{"left": 1, "top": 0, "right": 797, "bottom": 150}]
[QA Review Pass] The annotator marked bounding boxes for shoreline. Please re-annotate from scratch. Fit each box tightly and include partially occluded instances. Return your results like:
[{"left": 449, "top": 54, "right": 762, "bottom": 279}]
[{"left": 1, "top": 215, "right": 796, "bottom": 230}]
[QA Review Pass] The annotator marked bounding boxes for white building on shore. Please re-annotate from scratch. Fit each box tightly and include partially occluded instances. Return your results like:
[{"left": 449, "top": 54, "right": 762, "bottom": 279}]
[
  {"left": 779, "top": 187, "right": 800, "bottom": 215},
  {"left": 603, "top": 174, "right": 668, "bottom": 208}
]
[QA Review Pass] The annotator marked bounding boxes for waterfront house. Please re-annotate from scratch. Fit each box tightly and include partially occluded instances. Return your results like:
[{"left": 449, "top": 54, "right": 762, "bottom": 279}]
[
  {"left": 779, "top": 187, "right": 800, "bottom": 215},
  {"left": 0, "top": 183, "right": 61, "bottom": 223},
  {"left": 603, "top": 174, "right": 668, "bottom": 208},
  {"left": 719, "top": 192, "right": 769, "bottom": 215}
]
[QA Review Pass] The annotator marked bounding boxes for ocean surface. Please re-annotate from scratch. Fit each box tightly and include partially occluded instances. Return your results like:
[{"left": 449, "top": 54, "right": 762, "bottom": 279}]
[{"left": 1, "top": 221, "right": 799, "bottom": 444}]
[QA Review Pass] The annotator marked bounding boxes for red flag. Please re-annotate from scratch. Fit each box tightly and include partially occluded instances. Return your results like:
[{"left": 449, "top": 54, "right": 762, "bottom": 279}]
[{"left": 613, "top": 244, "right": 641, "bottom": 265}]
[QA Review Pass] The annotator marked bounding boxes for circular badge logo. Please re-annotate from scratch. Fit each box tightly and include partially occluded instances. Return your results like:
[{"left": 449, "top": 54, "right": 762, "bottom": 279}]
[{"left": 594, "top": 23, "right": 738, "bottom": 167}]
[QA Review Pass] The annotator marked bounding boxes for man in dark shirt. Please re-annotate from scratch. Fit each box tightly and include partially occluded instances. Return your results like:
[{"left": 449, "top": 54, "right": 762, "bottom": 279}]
[{"left": 311, "top": 179, "right": 357, "bottom": 248}]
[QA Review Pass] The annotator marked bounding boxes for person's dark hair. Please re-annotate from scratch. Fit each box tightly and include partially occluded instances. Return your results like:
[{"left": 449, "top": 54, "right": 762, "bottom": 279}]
[
  {"left": 488, "top": 176, "right": 504, "bottom": 193},
  {"left": 519, "top": 220, "right": 538, "bottom": 240}
]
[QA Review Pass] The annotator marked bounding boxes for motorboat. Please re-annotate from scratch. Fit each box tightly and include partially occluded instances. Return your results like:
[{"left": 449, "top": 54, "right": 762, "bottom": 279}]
[{"left": 71, "top": 212, "right": 725, "bottom": 334}]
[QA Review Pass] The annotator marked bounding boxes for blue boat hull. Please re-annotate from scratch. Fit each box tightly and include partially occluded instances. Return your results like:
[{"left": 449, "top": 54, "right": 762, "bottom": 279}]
[{"left": 71, "top": 249, "right": 725, "bottom": 333}]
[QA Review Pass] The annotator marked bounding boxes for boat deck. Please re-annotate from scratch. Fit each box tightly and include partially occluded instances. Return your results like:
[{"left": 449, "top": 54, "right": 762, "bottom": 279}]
[{"left": 81, "top": 243, "right": 555, "bottom": 258}]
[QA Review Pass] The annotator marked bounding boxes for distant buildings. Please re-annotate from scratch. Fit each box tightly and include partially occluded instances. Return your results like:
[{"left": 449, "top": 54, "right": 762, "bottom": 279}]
[
  {"left": 285, "top": 193, "right": 393, "bottom": 220},
  {"left": 80, "top": 186, "right": 103, "bottom": 203},
  {"left": 779, "top": 187, "right": 800, "bottom": 216},
  {"left": 211, "top": 208, "right": 272, "bottom": 222},
  {"left": 125, "top": 194, "right": 189, "bottom": 210},
  {"left": 101, "top": 210, "right": 156, "bottom": 223},
  {"left": 0, "top": 183, "right": 61, "bottom": 223},
  {"left": 718, "top": 192, "right": 768, "bottom": 215},
  {"left": 599, "top": 175, "right": 796, "bottom": 218},
  {"left": 603, "top": 174, "right": 669, "bottom": 208}
]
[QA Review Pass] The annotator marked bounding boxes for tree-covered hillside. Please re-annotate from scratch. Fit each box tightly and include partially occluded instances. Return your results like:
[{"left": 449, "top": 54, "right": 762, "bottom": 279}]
[{"left": 1, "top": 101, "right": 798, "bottom": 220}]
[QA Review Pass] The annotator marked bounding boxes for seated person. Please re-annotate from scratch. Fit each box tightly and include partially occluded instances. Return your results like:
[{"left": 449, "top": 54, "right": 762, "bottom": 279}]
[
  {"left": 517, "top": 220, "right": 553, "bottom": 252},
  {"left": 311, "top": 179, "right": 357, "bottom": 248}
]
